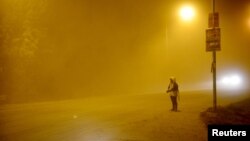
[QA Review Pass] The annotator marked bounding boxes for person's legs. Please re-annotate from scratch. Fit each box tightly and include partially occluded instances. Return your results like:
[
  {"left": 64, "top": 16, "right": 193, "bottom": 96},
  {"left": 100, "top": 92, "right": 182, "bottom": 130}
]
[
  {"left": 170, "top": 96, "right": 175, "bottom": 111},
  {"left": 172, "top": 96, "right": 178, "bottom": 111}
]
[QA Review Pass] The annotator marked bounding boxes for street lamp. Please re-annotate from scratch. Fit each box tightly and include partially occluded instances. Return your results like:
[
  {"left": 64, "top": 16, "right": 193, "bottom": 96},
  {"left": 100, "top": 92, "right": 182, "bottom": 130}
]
[
  {"left": 179, "top": 5, "right": 196, "bottom": 21},
  {"left": 165, "top": 3, "right": 196, "bottom": 45}
]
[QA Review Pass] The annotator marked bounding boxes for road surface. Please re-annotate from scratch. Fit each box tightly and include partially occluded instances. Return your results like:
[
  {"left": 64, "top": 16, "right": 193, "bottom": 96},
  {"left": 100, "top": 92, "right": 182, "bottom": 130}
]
[{"left": 0, "top": 91, "right": 237, "bottom": 141}]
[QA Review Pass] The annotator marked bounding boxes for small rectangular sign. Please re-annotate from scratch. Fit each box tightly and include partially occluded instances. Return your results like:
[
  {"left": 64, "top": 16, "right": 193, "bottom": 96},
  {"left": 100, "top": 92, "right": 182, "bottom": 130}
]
[
  {"left": 209, "top": 13, "right": 219, "bottom": 28},
  {"left": 206, "top": 28, "right": 221, "bottom": 51}
]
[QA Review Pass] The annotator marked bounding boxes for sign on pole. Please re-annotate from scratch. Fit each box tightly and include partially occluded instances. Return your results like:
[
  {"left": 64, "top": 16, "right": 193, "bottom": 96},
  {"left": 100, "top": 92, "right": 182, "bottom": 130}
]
[
  {"left": 206, "top": 28, "right": 221, "bottom": 51},
  {"left": 208, "top": 12, "right": 219, "bottom": 28}
]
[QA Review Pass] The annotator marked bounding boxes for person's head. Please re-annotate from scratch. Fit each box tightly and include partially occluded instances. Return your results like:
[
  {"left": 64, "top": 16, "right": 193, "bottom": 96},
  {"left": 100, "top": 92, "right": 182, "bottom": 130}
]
[{"left": 170, "top": 77, "right": 176, "bottom": 83}]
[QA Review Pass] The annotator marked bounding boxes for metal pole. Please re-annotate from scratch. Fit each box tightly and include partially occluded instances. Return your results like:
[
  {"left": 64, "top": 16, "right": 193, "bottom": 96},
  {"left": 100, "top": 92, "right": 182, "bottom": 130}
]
[
  {"left": 213, "top": 51, "right": 217, "bottom": 111},
  {"left": 212, "top": 0, "right": 217, "bottom": 111}
]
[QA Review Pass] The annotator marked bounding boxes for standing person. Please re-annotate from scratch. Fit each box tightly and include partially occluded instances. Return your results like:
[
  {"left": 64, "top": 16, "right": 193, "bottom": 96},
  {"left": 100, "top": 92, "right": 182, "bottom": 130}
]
[{"left": 166, "top": 77, "right": 179, "bottom": 111}]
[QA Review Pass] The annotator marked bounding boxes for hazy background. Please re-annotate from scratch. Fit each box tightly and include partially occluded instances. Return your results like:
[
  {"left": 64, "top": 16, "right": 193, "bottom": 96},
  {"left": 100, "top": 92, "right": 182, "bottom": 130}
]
[{"left": 0, "top": 0, "right": 249, "bottom": 103}]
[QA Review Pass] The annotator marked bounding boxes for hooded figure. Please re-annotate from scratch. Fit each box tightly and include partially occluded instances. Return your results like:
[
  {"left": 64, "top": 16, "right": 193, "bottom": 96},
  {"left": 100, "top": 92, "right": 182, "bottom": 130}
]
[{"left": 167, "top": 77, "right": 179, "bottom": 111}]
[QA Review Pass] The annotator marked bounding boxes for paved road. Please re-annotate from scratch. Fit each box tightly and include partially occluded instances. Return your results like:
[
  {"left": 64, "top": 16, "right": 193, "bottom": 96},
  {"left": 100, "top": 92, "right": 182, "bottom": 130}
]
[{"left": 0, "top": 91, "right": 219, "bottom": 141}]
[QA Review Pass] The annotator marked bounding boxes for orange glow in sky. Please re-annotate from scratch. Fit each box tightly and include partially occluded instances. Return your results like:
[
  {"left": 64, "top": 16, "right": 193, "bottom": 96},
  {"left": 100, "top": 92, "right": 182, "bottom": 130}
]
[{"left": 0, "top": 0, "right": 249, "bottom": 103}]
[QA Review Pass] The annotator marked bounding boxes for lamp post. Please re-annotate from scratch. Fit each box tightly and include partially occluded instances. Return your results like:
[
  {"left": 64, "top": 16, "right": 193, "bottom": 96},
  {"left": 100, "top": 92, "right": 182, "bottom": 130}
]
[
  {"left": 212, "top": 0, "right": 217, "bottom": 111},
  {"left": 206, "top": 0, "right": 221, "bottom": 111}
]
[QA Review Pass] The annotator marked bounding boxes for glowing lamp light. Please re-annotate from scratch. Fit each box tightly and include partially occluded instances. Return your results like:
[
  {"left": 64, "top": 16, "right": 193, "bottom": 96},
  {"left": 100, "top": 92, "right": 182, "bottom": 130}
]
[
  {"left": 179, "top": 5, "right": 195, "bottom": 21},
  {"left": 219, "top": 74, "right": 242, "bottom": 89},
  {"left": 222, "top": 76, "right": 241, "bottom": 85}
]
